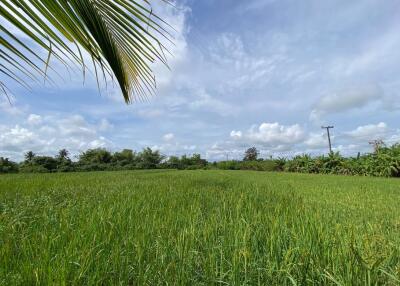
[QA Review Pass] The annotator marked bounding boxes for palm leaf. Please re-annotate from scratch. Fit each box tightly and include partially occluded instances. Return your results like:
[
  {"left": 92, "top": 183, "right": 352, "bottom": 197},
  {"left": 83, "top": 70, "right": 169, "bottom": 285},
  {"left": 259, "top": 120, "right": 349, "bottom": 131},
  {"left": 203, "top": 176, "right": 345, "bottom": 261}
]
[{"left": 0, "top": 0, "right": 173, "bottom": 103}]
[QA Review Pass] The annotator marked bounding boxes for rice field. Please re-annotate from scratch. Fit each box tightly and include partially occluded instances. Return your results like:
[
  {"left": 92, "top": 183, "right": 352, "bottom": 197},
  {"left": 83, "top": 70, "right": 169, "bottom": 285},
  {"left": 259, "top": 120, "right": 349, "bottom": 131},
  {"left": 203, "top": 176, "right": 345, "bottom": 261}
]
[{"left": 0, "top": 170, "right": 399, "bottom": 285}]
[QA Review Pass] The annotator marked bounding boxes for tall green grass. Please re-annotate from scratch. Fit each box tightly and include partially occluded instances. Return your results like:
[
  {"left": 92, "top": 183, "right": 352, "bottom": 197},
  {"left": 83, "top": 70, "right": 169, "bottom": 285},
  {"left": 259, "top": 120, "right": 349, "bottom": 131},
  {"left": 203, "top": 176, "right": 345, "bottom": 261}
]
[{"left": 0, "top": 170, "right": 399, "bottom": 285}]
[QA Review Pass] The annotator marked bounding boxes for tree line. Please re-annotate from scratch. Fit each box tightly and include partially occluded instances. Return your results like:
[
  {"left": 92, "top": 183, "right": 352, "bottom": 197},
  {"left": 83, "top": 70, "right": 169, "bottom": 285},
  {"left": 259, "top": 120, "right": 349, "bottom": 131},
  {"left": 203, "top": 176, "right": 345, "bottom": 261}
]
[
  {"left": 1, "top": 144, "right": 400, "bottom": 177},
  {"left": 0, "top": 148, "right": 207, "bottom": 174}
]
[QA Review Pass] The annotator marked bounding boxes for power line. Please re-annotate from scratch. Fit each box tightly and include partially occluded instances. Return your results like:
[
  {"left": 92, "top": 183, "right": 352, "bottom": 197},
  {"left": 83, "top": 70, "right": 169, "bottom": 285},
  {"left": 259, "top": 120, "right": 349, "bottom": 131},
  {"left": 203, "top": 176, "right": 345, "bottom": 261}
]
[{"left": 321, "top": 126, "right": 334, "bottom": 154}]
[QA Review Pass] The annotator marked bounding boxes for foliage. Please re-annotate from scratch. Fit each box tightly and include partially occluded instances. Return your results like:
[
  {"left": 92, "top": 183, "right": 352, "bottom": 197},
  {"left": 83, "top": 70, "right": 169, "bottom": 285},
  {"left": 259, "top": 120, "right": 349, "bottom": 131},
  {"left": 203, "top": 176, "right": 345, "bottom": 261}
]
[
  {"left": 136, "top": 147, "right": 164, "bottom": 169},
  {"left": 215, "top": 160, "right": 276, "bottom": 171},
  {"left": 79, "top": 148, "right": 113, "bottom": 165},
  {"left": 3, "top": 144, "right": 400, "bottom": 177},
  {"left": 164, "top": 154, "right": 208, "bottom": 170},
  {"left": 24, "top": 151, "right": 35, "bottom": 162},
  {"left": 243, "top": 147, "right": 259, "bottom": 161},
  {"left": 0, "top": 157, "right": 19, "bottom": 173},
  {"left": 1, "top": 171, "right": 399, "bottom": 284},
  {"left": 1, "top": 0, "right": 171, "bottom": 102},
  {"left": 282, "top": 145, "right": 400, "bottom": 178},
  {"left": 20, "top": 155, "right": 58, "bottom": 173}
]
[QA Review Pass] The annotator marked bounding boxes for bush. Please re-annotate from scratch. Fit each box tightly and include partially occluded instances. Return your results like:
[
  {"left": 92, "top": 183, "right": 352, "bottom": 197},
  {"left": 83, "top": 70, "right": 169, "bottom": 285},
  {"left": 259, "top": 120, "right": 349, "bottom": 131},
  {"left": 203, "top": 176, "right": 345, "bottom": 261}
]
[{"left": 0, "top": 157, "right": 19, "bottom": 173}]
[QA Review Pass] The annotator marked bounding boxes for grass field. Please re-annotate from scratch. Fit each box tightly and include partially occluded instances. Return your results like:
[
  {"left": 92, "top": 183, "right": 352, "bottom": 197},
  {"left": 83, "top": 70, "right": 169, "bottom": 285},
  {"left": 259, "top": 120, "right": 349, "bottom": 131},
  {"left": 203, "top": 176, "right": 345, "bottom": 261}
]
[{"left": 0, "top": 170, "right": 399, "bottom": 285}]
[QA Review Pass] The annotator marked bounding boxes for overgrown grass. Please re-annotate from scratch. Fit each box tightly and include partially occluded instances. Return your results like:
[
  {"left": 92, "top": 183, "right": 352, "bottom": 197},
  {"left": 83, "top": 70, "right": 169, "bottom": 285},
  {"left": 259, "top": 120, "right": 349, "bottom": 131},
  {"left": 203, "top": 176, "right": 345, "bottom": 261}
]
[{"left": 0, "top": 170, "right": 399, "bottom": 285}]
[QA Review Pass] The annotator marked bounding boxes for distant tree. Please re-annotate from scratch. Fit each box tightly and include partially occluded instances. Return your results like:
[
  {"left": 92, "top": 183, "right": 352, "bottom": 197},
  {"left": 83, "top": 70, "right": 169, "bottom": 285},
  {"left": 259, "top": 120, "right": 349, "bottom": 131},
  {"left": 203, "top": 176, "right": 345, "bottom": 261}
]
[
  {"left": 34, "top": 156, "right": 58, "bottom": 171},
  {"left": 0, "top": 157, "right": 19, "bottom": 173},
  {"left": 243, "top": 147, "right": 259, "bottom": 161},
  {"left": 165, "top": 154, "right": 207, "bottom": 170},
  {"left": 56, "top": 149, "right": 74, "bottom": 172},
  {"left": 79, "top": 149, "right": 113, "bottom": 165},
  {"left": 187, "top": 154, "right": 207, "bottom": 168},
  {"left": 20, "top": 156, "right": 58, "bottom": 173},
  {"left": 24, "top": 151, "right": 36, "bottom": 163},
  {"left": 137, "top": 148, "right": 164, "bottom": 169},
  {"left": 112, "top": 149, "right": 136, "bottom": 165},
  {"left": 57, "top": 149, "right": 70, "bottom": 161},
  {"left": 166, "top": 156, "right": 183, "bottom": 169}
]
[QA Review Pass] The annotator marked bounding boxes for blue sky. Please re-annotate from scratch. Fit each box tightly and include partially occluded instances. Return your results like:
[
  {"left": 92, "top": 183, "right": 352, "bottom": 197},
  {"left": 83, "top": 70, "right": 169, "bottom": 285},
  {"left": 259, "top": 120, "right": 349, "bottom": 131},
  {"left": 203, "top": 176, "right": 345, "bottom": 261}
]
[{"left": 2, "top": 0, "right": 400, "bottom": 161}]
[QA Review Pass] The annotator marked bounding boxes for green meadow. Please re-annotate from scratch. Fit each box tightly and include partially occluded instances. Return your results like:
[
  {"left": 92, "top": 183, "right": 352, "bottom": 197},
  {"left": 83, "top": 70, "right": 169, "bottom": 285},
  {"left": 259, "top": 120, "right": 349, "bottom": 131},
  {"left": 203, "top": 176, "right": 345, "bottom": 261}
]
[{"left": 0, "top": 170, "right": 399, "bottom": 285}]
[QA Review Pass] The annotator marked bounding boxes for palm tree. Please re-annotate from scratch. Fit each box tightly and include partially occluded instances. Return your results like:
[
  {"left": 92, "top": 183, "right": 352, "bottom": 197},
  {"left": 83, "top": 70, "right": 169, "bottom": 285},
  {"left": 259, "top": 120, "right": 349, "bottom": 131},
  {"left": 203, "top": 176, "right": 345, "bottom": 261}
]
[
  {"left": 24, "top": 151, "right": 36, "bottom": 162},
  {"left": 57, "top": 149, "right": 70, "bottom": 161},
  {"left": 1, "top": 0, "right": 172, "bottom": 103}
]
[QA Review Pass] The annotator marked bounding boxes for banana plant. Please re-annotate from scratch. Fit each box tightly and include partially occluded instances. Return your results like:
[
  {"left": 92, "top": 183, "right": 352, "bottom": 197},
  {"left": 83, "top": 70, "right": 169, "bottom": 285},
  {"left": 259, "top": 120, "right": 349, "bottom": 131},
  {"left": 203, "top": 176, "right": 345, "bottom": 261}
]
[{"left": 0, "top": 0, "right": 172, "bottom": 103}]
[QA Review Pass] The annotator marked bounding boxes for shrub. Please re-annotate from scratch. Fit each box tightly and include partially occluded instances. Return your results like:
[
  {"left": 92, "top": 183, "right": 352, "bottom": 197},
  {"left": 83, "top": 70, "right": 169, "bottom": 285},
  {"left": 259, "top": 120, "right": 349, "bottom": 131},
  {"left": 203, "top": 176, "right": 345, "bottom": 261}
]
[{"left": 0, "top": 157, "right": 19, "bottom": 173}]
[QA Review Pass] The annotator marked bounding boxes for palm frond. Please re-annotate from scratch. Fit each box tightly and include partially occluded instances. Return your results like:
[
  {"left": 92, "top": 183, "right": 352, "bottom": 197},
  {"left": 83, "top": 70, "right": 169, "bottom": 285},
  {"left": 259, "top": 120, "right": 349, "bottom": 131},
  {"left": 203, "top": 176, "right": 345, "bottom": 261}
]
[{"left": 0, "top": 0, "right": 173, "bottom": 103}]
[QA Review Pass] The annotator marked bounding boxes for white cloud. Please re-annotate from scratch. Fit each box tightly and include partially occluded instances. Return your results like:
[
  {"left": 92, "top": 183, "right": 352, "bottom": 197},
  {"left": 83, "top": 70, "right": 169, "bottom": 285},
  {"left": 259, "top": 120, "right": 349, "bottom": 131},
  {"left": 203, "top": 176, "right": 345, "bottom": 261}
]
[
  {"left": 230, "top": 130, "right": 242, "bottom": 139},
  {"left": 98, "top": 118, "right": 113, "bottom": 131},
  {"left": 0, "top": 125, "right": 47, "bottom": 154},
  {"left": 310, "top": 85, "right": 383, "bottom": 122},
  {"left": 87, "top": 137, "right": 109, "bottom": 149},
  {"left": 188, "top": 88, "right": 236, "bottom": 115},
  {"left": 27, "top": 114, "right": 42, "bottom": 125},
  {"left": 163, "top": 133, "right": 175, "bottom": 142},
  {"left": 304, "top": 133, "right": 327, "bottom": 149},
  {"left": 0, "top": 99, "right": 24, "bottom": 116},
  {"left": 149, "top": 1, "right": 189, "bottom": 89},
  {"left": 231, "top": 122, "right": 305, "bottom": 148},
  {"left": 345, "top": 122, "right": 388, "bottom": 139},
  {"left": 342, "top": 27, "right": 400, "bottom": 76},
  {"left": 0, "top": 114, "right": 113, "bottom": 161},
  {"left": 59, "top": 115, "right": 97, "bottom": 137}
]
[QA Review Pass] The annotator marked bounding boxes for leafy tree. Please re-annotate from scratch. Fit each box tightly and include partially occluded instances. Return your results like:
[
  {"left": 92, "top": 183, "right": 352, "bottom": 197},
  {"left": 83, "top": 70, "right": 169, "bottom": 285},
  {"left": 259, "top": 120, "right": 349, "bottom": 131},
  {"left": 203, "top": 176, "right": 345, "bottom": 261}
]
[
  {"left": 20, "top": 156, "right": 58, "bottom": 173},
  {"left": 24, "top": 151, "right": 36, "bottom": 163},
  {"left": 0, "top": 157, "right": 19, "bottom": 173},
  {"left": 137, "top": 148, "right": 164, "bottom": 169},
  {"left": 243, "top": 147, "right": 259, "bottom": 161},
  {"left": 112, "top": 149, "right": 137, "bottom": 166},
  {"left": 2, "top": 1, "right": 171, "bottom": 102},
  {"left": 165, "top": 156, "right": 183, "bottom": 169},
  {"left": 34, "top": 156, "right": 58, "bottom": 172},
  {"left": 165, "top": 154, "right": 208, "bottom": 170},
  {"left": 79, "top": 149, "right": 113, "bottom": 165}
]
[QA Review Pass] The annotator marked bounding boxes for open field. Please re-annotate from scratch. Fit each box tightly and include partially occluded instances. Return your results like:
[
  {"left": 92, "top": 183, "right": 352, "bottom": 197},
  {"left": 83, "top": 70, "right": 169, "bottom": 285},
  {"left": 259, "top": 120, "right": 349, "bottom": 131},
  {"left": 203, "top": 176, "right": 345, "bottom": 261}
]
[{"left": 0, "top": 170, "right": 400, "bottom": 285}]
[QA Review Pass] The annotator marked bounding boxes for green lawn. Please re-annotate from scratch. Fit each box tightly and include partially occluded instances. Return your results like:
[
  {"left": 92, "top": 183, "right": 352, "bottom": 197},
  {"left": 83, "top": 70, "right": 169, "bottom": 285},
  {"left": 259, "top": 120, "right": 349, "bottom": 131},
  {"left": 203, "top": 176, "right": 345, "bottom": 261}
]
[{"left": 0, "top": 170, "right": 399, "bottom": 285}]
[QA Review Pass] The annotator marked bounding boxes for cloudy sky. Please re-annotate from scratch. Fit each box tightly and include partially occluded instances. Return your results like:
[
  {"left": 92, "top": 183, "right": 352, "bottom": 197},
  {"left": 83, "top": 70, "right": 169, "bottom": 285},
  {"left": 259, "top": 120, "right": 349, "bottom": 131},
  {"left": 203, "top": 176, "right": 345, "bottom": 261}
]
[{"left": 2, "top": 0, "right": 400, "bottom": 161}]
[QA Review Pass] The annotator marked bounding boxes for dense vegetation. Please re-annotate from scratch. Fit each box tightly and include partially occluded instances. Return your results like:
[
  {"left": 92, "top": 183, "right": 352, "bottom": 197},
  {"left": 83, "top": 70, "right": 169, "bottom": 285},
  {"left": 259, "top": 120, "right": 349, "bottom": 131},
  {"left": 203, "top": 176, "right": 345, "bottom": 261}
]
[
  {"left": 1, "top": 170, "right": 399, "bottom": 284},
  {"left": 1, "top": 144, "right": 400, "bottom": 177}
]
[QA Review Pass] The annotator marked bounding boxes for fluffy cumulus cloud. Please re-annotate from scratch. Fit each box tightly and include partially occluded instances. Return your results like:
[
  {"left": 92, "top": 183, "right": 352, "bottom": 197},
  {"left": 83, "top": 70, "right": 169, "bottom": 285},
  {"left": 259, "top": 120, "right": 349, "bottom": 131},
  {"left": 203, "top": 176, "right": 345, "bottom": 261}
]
[
  {"left": 231, "top": 122, "right": 305, "bottom": 147},
  {"left": 0, "top": 114, "right": 113, "bottom": 161},
  {"left": 0, "top": 125, "right": 45, "bottom": 153}
]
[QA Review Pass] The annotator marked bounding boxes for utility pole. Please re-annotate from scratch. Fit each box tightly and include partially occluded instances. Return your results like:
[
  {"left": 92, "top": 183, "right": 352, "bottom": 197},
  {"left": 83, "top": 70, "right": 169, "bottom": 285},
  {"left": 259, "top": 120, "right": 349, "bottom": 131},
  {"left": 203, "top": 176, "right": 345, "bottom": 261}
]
[
  {"left": 369, "top": 139, "right": 384, "bottom": 154},
  {"left": 321, "top": 126, "right": 334, "bottom": 154}
]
